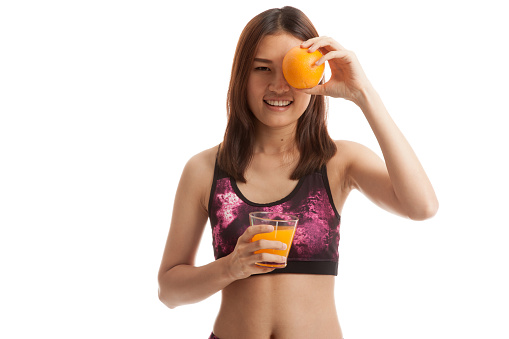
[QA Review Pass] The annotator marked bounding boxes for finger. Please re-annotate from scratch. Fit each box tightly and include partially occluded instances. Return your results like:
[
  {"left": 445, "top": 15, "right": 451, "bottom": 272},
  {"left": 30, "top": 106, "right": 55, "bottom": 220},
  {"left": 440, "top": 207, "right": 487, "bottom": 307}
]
[
  {"left": 300, "top": 37, "right": 320, "bottom": 48},
  {"left": 301, "top": 36, "right": 345, "bottom": 53},
  {"left": 239, "top": 225, "right": 274, "bottom": 242},
  {"left": 249, "top": 239, "right": 287, "bottom": 252},
  {"left": 315, "top": 50, "right": 350, "bottom": 66},
  {"left": 298, "top": 84, "right": 327, "bottom": 96},
  {"left": 254, "top": 252, "right": 287, "bottom": 265}
]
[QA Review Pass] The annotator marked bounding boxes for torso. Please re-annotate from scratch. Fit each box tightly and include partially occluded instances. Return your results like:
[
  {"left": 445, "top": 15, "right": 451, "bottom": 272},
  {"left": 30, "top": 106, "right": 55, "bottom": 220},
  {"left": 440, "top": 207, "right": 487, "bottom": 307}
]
[
  {"left": 214, "top": 274, "right": 342, "bottom": 338},
  {"left": 202, "top": 143, "right": 352, "bottom": 338}
]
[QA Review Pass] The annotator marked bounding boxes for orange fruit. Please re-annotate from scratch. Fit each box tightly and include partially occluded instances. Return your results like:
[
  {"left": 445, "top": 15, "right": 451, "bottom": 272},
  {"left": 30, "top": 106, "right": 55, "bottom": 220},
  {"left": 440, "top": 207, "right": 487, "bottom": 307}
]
[{"left": 282, "top": 46, "right": 325, "bottom": 89}]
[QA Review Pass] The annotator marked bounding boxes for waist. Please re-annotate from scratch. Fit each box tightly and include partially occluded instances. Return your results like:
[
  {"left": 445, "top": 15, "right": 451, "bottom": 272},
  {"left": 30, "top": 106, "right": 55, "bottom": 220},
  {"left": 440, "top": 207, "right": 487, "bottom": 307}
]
[{"left": 214, "top": 274, "right": 342, "bottom": 338}]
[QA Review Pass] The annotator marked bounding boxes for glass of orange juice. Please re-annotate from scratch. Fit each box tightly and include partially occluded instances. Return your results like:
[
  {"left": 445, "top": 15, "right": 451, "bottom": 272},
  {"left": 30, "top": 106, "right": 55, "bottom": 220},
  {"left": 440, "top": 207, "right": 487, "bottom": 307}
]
[{"left": 249, "top": 212, "right": 299, "bottom": 268}]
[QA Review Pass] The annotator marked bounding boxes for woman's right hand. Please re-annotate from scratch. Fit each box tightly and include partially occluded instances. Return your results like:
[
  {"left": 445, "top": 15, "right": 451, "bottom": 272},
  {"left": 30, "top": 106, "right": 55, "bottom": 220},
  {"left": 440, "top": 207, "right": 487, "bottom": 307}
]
[{"left": 226, "top": 225, "right": 288, "bottom": 280}]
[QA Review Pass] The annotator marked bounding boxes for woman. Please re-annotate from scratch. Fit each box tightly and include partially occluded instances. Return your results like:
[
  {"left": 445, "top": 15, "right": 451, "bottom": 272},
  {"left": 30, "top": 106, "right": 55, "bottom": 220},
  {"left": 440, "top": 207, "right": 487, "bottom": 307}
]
[{"left": 158, "top": 6, "right": 438, "bottom": 339}]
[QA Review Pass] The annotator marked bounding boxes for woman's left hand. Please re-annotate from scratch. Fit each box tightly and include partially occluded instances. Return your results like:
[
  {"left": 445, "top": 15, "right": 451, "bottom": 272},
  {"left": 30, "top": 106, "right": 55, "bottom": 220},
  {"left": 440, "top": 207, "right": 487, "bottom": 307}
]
[{"left": 299, "top": 37, "right": 372, "bottom": 103}]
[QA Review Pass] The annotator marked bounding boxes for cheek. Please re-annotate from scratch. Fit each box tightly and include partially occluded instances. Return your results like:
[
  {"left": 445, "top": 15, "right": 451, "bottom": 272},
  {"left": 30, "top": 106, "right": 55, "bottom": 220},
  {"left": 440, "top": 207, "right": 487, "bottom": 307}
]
[
  {"left": 294, "top": 93, "right": 312, "bottom": 113},
  {"left": 247, "top": 78, "right": 265, "bottom": 109}
]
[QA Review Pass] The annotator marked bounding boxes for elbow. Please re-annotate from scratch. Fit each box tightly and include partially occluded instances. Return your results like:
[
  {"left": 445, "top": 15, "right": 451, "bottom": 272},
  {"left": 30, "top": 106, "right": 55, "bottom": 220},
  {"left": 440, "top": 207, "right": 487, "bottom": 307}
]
[
  {"left": 158, "top": 287, "right": 179, "bottom": 309},
  {"left": 408, "top": 198, "right": 439, "bottom": 221},
  {"left": 158, "top": 272, "right": 180, "bottom": 309}
]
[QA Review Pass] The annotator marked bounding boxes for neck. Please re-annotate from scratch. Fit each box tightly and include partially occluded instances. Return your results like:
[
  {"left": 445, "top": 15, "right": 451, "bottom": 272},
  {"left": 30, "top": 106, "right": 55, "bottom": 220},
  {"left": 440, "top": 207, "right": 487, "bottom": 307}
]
[
  {"left": 252, "top": 124, "right": 299, "bottom": 173},
  {"left": 253, "top": 123, "right": 298, "bottom": 155}
]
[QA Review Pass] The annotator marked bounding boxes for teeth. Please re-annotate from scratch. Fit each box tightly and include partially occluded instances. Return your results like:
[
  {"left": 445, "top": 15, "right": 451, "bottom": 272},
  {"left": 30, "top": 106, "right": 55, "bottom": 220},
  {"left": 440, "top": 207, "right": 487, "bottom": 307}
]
[{"left": 265, "top": 100, "right": 292, "bottom": 107}]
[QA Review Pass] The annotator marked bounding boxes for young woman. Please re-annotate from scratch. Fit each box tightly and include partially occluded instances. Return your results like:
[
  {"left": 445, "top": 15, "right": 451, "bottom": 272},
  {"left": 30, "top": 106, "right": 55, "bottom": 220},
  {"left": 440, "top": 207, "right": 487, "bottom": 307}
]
[{"left": 158, "top": 6, "right": 438, "bottom": 339}]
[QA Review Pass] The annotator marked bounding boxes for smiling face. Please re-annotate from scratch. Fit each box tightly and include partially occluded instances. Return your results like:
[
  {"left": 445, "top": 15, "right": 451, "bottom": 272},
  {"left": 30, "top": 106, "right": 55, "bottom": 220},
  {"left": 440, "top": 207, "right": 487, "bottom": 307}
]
[{"left": 247, "top": 33, "right": 312, "bottom": 131}]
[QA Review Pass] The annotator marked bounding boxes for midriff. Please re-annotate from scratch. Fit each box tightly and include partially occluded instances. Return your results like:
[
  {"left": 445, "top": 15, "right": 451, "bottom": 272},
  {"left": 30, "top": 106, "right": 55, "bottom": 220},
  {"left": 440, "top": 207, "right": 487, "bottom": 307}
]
[{"left": 213, "top": 273, "right": 343, "bottom": 339}]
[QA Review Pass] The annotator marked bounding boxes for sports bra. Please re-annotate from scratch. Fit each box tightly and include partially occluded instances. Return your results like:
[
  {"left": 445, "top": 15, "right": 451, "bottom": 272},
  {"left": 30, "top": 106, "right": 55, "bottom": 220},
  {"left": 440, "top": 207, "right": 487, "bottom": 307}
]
[{"left": 208, "top": 159, "right": 341, "bottom": 275}]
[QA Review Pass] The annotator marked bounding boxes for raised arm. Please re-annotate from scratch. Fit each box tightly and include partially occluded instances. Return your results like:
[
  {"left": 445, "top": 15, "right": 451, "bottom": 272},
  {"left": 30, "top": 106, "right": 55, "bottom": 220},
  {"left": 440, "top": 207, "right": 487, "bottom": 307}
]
[{"left": 301, "top": 37, "right": 438, "bottom": 220}]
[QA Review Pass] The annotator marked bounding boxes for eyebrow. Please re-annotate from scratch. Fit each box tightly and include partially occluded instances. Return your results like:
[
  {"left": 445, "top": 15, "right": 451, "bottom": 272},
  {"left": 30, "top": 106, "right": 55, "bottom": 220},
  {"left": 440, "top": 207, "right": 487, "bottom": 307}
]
[{"left": 253, "top": 58, "right": 273, "bottom": 64}]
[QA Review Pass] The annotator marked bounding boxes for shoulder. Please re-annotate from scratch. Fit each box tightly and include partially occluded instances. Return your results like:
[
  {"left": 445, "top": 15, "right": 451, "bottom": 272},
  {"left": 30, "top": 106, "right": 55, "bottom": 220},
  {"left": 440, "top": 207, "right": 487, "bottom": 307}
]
[
  {"left": 327, "top": 140, "right": 377, "bottom": 189},
  {"left": 329, "top": 140, "right": 370, "bottom": 168},
  {"left": 183, "top": 145, "right": 218, "bottom": 175},
  {"left": 335, "top": 139, "right": 368, "bottom": 152},
  {"left": 330, "top": 139, "right": 388, "bottom": 190},
  {"left": 179, "top": 144, "right": 219, "bottom": 211}
]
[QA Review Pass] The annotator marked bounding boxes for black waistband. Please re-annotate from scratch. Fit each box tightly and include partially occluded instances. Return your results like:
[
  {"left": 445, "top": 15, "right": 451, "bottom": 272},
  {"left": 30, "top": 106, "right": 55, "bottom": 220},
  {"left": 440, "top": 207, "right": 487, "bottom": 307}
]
[{"left": 265, "top": 260, "right": 338, "bottom": 276}]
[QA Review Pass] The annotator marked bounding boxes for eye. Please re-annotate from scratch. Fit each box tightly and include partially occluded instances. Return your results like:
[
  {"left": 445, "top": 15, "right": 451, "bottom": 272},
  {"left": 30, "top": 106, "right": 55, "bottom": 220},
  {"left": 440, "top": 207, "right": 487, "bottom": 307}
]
[{"left": 254, "top": 66, "right": 271, "bottom": 71}]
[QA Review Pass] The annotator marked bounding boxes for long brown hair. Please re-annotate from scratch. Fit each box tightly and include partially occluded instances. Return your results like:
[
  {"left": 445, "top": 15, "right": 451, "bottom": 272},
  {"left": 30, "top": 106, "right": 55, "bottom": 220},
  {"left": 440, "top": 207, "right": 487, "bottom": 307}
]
[{"left": 219, "top": 6, "right": 337, "bottom": 183}]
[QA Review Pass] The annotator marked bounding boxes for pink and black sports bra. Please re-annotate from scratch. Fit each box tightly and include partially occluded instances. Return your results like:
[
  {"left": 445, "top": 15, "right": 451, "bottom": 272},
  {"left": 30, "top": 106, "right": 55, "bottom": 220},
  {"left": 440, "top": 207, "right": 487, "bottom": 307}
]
[{"left": 208, "top": 159, "right": 341, "bottom": 275}]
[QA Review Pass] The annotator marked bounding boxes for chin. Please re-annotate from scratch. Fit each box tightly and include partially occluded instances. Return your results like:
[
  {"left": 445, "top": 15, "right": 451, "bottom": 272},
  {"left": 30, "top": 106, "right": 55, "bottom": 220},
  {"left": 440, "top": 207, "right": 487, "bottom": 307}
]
[{"left": 256, "top": 116, "right": 299, "bottom": 130}]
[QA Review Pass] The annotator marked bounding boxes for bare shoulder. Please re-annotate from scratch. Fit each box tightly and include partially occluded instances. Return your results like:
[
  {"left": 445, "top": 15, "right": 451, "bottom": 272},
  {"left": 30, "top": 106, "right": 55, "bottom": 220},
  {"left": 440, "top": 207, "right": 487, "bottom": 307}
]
[
  {"left": 329, "top": 140, "right": 368, "bottom": 168},
  {"left": 184, "top": 145, "right": 218, "bottom": 176},
  {"left": 179, "top": 145, "right": 219, "bottom": 211},
  {"left": 326, "top": 140, "right": 355, "bottom": 191},
  {"left": 158, "top": 145, "right": 219, "bottom": 276},
  {"left": 331, "top": 140, "right": 378, "bottom": 165},
  {"left": 335, "top": 139, "right": 370, "bottom": 153},
  {"left": 328, "top": 140, "right": 378, "bottom": 190}
]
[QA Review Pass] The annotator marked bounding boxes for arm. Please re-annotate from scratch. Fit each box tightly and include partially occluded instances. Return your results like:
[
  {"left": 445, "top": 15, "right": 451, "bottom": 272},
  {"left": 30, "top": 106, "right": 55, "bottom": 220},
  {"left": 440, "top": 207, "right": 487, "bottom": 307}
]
[
  {"left": 352, "top": 87, "right": 438, "bottom": 220},
  {"left": 302, "top": 37, "right": 438, "bottom": 220},
  {"left": 157, "top": 149, "right": 231, "bottom": 308},
  {"left": 158, "top": 148, "right": 286, "bottom": 309}
]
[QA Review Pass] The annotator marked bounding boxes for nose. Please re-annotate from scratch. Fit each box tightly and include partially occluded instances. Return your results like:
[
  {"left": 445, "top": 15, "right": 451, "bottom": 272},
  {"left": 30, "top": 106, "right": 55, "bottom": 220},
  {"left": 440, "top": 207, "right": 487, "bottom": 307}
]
[{"left": 268, "top": 70, "right": 290, "bottom": 94}]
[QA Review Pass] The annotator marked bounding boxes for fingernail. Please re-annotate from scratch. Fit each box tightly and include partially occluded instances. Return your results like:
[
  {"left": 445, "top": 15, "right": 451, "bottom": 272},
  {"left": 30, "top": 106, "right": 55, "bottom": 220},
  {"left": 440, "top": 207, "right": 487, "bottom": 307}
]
[{"left": 282, "top": 243, "right": 287, "bottom": 250}]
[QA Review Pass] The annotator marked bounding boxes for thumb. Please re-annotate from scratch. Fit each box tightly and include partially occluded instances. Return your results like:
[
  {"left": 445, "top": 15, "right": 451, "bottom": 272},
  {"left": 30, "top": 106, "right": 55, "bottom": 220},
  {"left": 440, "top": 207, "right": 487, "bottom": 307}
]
[{"left": 298, "top": 83, "right": 327, "bottom": 96}]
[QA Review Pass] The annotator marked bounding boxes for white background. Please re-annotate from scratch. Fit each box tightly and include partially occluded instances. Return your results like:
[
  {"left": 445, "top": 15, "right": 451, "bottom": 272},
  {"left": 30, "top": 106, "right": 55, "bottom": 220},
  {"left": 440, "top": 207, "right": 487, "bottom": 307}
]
[{"left": 1, "top": 0, "right": 508, "bottom": 338}]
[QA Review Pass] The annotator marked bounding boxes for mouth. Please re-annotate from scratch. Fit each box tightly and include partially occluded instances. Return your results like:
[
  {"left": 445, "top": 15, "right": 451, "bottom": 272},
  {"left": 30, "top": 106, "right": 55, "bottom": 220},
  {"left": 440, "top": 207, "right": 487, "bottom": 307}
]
[{"left": 263, "top": 99, "right": 293, "bottom": 107}]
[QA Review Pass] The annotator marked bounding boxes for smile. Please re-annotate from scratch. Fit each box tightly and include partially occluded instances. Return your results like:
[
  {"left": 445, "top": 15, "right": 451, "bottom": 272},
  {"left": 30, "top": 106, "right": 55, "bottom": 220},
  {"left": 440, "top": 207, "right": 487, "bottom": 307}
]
[{"left": 264, "top": 100, "right": 293, "bottom": 107}]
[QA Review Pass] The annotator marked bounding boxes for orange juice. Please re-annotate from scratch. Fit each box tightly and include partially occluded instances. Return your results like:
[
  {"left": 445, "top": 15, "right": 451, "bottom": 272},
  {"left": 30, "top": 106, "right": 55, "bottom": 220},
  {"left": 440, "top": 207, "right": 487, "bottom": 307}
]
[{"left": 251, "top": 226, "right": 296, "bottom": 268}]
